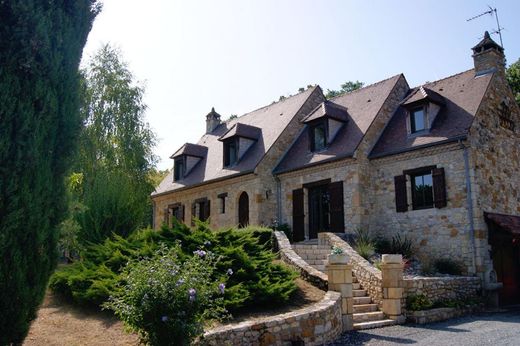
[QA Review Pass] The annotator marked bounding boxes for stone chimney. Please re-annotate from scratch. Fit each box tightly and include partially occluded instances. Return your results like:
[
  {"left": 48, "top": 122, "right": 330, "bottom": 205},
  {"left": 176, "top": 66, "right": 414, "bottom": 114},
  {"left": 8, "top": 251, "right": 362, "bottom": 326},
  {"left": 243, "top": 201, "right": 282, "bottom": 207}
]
[
  {"left": 472, "top": 31, "right": 505, "bottom": 76},
  {"left": 206, "top": 107, "right": 221, "bottom": 133}
]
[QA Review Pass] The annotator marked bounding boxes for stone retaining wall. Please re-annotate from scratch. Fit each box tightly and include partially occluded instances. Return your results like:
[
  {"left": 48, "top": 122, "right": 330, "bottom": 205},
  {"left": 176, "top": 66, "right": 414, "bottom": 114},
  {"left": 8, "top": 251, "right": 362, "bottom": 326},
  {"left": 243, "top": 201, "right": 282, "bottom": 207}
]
[
  {"left": 273, "top": 231, "right": 328, "bottom": 290},
  {"left": 403, "top": 276, "right": 481, "bottom": 305},
  {"left": 201, "top": 291, "right": 342, "bottom": 346},
  {"left": 406, "top": 305, "right": 482, "bottom": 324},
  {"left": 318, "top": 233, "right": 384, "bottom": 306}
]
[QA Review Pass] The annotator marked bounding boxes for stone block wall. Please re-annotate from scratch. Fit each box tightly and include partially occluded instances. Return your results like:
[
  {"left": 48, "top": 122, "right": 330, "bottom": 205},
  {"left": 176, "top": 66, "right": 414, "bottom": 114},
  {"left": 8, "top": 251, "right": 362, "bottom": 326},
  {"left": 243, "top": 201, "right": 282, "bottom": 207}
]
[
  {"left": 201, "top": 291, "right": 342, "bottom": 346},
  {"left": 368, "top": 143, "right": 476, "bottom": 274},
  {"left": 468, "top": 71, "right": 520, "bottom": 273},
  {"left": 403, "top": 276, "right": 481, "bottom": 306}
]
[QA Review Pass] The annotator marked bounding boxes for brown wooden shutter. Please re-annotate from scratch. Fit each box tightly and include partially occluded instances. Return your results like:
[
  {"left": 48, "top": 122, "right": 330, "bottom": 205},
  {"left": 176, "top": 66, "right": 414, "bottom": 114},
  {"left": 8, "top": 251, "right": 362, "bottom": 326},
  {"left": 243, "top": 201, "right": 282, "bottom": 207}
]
[
  {"left": 191, "top": 203, "right": 196, "bottom": 225},
  {"left": 163, "top": 208, "right": 169, "bottom": 225},
  {"left": 204, "top": 200, "right": 211, "bottom": 221},
  {"left": 394, "top": 175, "right": 408, "bottom": 212},
  {"left": 328, "top": 181, "right": 345, "bottom": 233},
  {"left": 292, "top": 189, "right": 305, "bottom": 242},
  {"left": 181, "top": 205, "right": 185, "bottom": 222},
  {"left": 433, "top": 167, "right": 447, "bottom": 208}
]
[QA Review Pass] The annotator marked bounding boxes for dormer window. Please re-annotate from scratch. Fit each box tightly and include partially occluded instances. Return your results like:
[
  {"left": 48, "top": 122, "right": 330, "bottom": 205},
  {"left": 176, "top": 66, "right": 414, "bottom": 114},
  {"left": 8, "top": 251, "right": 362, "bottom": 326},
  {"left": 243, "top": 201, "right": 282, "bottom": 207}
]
[
  {"left": 174, "top": 156, "right": 186, "bottom": 181},
  {"left": 223, "top": 138, "right": 239, "bottom": 167},
  {"left": 302, "top": 101, "right": 349, "bottom": 153},
  {"left": 310, "top": 121, "right": 327, "bottom": 152},
  {"left": 219, "top": 123, "right": 261, "bottom": 168},
  {"left": 410, "top": 107, "right": 426, "bottom": 133}
]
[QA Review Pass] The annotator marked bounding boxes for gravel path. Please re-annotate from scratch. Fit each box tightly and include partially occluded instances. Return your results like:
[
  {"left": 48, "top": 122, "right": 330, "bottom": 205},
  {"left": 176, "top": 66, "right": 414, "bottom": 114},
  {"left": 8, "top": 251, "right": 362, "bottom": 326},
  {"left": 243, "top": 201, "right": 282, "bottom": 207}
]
[{"left": 327, "top": 309, "right": 520, "bottom": 346}]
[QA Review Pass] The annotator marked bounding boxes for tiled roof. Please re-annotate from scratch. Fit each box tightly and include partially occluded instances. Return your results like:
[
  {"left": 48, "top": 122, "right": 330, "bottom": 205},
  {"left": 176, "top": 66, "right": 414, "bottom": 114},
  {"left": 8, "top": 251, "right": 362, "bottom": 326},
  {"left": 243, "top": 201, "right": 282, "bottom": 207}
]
[
  {"left": 219, "top": 123, "right": 262, "bottom": 141},
  {"left": 153, "top": 87, "right": 317, "bottom": 195},
  {"left": 369, "top": 69, "right": 493, "bottom": 158},
  {"left": 274, "top": 75, "right": 402, "bottom": 174},
  {"left": 302, "top": 101, "right": 349, "bottom": 123},
  {"left": 170, "top": 143, "right": 207, "bottom": 159}
]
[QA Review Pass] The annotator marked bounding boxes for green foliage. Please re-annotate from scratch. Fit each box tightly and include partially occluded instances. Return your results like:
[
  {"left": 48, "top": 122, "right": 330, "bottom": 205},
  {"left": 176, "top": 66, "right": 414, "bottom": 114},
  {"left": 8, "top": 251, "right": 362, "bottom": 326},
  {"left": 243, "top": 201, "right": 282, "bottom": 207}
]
[
  {"left": 506, "top": 58, "right": 520, "bottom": 106},
  {"left": 73, "top": 44, "right": 158, "bottom": 243},
  {"left": 433, "top": 258, "right": 463, "bottom": 275},
  {"left": 275, "top": 223, "right": 292, "bottom": 243},
  {"left": 325, "top": 80, "right": 364, "bottom": 99},
  {"left": 0, "top": 1, "right": 99, "bottom": 343},
  {"left": 376, "top": 234, "right": 415, "bottom": 259},
  {"left": 331, "top": 246, "right": 344, "bottom": 255},
  {"left": 406, "top": 294, "right": 433, "bottom": 311},
  {"left": 353, "top": 228, "right": 375, "bottom": 260},
  {"left": 104, "top": 245, "right": 227, "bottom": 346},
  {"left": 50, "top": 223, "right": 297, "bottom": 314}
]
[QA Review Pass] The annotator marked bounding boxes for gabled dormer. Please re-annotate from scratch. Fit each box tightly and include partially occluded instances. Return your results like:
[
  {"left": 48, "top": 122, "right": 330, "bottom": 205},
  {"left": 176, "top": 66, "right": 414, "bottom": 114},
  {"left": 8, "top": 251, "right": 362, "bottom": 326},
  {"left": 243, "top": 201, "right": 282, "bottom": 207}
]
[
  {"left": 170, "top": 143, "right": 207, "bottom": 181},
  {"left": 218, "top": 123, "right": 261, "bottom": 167},
  {"left": 402, "top": 86, "right": 445, "bottom": 136},
  {"left": 302, "top": 101, "right": 348, "bottom": 152}
]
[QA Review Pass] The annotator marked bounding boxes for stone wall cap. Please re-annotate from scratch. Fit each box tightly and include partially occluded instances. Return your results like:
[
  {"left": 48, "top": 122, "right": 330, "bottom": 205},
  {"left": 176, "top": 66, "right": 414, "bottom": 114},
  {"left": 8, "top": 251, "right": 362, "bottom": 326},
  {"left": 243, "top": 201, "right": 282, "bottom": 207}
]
[{"left": 382, "top": 254, "right": 403, "bottom": 264}]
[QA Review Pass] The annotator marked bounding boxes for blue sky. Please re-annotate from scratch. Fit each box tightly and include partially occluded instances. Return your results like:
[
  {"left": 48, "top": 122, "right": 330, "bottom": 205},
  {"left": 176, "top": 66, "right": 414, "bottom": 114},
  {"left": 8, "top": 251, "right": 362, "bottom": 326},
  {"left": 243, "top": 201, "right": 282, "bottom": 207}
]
[{"left": 83, "top": 0, "right": 520, "bottom": 169}]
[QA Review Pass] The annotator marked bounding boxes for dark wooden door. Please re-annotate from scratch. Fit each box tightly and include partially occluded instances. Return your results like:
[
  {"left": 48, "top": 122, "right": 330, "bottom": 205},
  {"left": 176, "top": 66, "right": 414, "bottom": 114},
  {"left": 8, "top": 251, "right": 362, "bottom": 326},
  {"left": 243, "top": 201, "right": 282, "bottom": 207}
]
[
  {"left": 490, "top": 228, "right": 520, "bottom": 305},
  {"left": 308, "top": 185, "right": 330, "bottom": 239},
  {"left": 292, "top": 189, "right": 305, "bottom": 242},
  {"left": 238, "top": 192, "right": 249, "bottom": 228}
]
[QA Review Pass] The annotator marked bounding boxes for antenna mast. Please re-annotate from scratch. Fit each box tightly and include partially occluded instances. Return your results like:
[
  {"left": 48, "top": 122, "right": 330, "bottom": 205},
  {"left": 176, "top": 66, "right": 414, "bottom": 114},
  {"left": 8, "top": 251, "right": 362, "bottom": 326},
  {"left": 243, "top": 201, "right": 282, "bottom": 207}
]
[{"left": 467, "top": 6, "right": 504, "bottom": 47}]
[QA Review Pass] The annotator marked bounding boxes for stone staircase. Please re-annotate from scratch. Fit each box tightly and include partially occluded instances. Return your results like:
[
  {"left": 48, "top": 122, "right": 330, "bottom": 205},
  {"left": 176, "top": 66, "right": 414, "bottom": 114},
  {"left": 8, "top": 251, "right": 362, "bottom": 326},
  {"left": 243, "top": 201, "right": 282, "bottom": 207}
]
[{"left": 292, "top": 241, "right": 396, "bottom": 330}]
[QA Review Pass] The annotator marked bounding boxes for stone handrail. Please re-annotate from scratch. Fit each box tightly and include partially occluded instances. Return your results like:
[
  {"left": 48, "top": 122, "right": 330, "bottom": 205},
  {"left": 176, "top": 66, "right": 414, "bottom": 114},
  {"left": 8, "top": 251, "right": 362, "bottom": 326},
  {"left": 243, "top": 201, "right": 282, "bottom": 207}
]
[
  {"left": 202, "top": 291, "right": 342, "bottom": 346},
  {"left": 273, "top": 231, "right": 328, "bottom": 290},
  {"left": 318, "top": 233, "right": 384, "bottom": 306}
]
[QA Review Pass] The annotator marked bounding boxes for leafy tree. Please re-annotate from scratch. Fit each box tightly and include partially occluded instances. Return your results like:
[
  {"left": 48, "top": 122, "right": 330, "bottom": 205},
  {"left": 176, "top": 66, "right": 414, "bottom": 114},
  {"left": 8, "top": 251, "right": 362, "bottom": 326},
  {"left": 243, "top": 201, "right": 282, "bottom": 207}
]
[
  {"left": 325, "top": 80, "right": 364, "bottom": 99},
  {"left": 0, "top": 1, "right": 99, "bottom": 343},
  {"left": 506, "top": 58, "right": 520, "bottom": 106},
  {"left": 73, "top": 44, "right": 157, "bottom": 244}
]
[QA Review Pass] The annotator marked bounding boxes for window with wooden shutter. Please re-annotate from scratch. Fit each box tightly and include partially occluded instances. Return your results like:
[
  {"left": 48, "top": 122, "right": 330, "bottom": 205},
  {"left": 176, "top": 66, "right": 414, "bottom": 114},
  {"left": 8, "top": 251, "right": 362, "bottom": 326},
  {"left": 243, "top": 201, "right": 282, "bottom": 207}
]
[
  {"left": 292, "top": 189, "right": 305, "bottom": 242},
  {"left": 163, "top": 208, "right": 169, "bottom": 225},
  {"left": 394, "top": 175, "right": 408, "bottom": 212},
  {"left": 432, "top": 167, "right": 447, "bottom": 208},
  {"left": 328, "top": 181, "right": 344, "bottom": 233},
  {"left": 191, "top": 203, "right": 196, "bottom": 226}
]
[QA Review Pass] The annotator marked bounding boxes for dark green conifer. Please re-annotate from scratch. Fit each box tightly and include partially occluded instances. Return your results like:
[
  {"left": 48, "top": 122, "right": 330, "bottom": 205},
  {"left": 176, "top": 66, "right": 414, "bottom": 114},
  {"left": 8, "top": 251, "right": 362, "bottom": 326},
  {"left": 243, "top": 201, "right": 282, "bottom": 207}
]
[{"left": 0, "top": 1, "right": 99, "bottom": 343}]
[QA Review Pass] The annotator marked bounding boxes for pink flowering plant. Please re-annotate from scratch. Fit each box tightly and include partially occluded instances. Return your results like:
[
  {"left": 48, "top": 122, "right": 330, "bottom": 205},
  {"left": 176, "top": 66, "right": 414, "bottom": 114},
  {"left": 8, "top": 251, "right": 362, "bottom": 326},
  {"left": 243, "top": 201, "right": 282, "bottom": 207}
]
[{"left": 104, "top": 244, "right": 228, "bottom": 346}]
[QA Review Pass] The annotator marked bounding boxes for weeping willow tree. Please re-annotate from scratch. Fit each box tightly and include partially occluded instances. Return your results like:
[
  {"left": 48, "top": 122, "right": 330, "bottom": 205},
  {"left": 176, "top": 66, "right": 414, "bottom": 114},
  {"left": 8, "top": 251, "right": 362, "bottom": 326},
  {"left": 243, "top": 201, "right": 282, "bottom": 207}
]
[
  {"left": 0, "top": 1, "right": 99, "bottom": 343},
  {"left": 72, "top": 44, "right": 157, "bottom": 244}
]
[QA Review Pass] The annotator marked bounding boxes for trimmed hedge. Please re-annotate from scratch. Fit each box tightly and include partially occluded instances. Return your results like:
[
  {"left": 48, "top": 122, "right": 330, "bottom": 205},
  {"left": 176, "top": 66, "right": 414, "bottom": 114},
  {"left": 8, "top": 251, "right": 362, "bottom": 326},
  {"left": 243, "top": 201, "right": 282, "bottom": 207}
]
[{"left": 50, "top": 221, "right": 297, "bottom": 313}]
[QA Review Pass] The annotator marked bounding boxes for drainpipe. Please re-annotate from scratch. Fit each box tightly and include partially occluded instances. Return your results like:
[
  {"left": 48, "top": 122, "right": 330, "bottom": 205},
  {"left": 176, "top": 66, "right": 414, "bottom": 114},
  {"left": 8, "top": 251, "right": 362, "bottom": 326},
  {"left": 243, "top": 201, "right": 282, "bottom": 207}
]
[
  {"left": 460, "top": 140, "right": 477, "bottom": 274},
  {"left": 275, "top": 176, "right": 282, "bottom": 225}
]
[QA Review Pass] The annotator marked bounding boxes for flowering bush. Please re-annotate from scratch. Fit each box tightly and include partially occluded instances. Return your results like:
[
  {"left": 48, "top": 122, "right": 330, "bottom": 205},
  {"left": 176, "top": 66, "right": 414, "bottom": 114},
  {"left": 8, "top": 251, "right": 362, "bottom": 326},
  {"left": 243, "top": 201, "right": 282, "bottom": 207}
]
[{"left": 104, "top": 244, "right": 227, "bottom": 346}]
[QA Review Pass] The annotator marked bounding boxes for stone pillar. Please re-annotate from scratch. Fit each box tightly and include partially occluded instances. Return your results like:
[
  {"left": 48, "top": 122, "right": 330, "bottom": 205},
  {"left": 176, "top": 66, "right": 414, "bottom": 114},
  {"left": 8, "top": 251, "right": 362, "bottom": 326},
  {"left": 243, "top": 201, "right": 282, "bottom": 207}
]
[
  {"left": 380, "top": 254, "right": 405, "bottom": 323},
  {"left": 326, "top": 253, "right": 354, "bottom": 331}
]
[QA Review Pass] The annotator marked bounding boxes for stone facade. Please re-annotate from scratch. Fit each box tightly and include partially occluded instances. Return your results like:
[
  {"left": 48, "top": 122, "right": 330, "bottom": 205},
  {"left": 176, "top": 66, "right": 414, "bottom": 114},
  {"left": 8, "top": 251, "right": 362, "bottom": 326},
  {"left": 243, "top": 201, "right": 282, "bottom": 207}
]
[
  {"left": 403, "top": 276, "right": 481, "bottom": 305},
  {"left": 201, "top": 291, "right": 342, "bottom": 346}
]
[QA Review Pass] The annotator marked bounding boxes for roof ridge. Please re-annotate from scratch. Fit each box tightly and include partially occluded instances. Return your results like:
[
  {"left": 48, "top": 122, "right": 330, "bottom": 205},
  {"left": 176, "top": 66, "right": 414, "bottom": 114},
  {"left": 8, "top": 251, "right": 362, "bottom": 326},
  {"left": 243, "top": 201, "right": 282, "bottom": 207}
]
[
  {"left": 225, "top": 86, "right": 318, "bottom": 124},
  {"left": 328, "top": 73, "right": 403, "bottom": 101},
  {"left": 414, "top": 68, "right": 475, "bottom": 89}
]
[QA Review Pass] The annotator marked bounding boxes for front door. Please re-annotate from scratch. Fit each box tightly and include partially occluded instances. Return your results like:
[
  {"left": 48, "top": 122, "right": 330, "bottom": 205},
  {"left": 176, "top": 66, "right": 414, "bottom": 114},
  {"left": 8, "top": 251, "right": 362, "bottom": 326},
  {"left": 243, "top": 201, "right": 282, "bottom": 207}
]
[{"left": 308, "top": 185, "right": 330, "bottom": 239}]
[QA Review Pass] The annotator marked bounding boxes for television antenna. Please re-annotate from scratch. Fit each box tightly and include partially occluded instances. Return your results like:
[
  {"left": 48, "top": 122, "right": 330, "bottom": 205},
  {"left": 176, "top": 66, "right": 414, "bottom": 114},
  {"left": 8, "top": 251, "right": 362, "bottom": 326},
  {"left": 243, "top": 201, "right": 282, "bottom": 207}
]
[{"left": 467, "top": 6, "right": 504, "bottom": 47}]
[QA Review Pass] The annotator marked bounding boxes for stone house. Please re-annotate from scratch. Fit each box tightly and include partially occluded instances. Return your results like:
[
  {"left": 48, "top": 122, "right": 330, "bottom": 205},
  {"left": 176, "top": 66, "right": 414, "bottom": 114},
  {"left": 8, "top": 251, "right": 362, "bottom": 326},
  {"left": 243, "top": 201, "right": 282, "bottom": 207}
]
[{"left": 153, "top": 33, "right": 520, "bottom": 305}]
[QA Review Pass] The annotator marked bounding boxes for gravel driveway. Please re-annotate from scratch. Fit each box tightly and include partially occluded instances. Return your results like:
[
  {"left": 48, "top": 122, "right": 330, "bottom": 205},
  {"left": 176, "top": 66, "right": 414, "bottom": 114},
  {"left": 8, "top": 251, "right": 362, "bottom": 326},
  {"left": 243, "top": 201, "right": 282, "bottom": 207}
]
[{"left": 327, "top": 309, "right": 520, "bottom": 346}]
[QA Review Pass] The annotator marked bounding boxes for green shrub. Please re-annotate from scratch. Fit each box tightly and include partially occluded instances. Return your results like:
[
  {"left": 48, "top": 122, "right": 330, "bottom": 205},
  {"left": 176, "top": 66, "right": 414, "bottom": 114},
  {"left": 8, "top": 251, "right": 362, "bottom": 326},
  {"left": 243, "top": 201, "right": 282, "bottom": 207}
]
[
  {"left": 276, "top": 223, "right": 292, "bottom": 243},
  {"left": 406, "top": 294, "right": 433, "bottom": 311},
  {"left": 353, "top": 228, "right": 375, "bottom": 260},
  {"left": 374, "top": 237, "right": 392, "bottom": 254},
  {"left": 50, "top": 222, "right": 298, "bottom": 313},
  {"left": 433, "top": 258, "right": 464, "bottom": 275},
  {"left": 104, "top": 245, "right": 226, "bottom": 346}
]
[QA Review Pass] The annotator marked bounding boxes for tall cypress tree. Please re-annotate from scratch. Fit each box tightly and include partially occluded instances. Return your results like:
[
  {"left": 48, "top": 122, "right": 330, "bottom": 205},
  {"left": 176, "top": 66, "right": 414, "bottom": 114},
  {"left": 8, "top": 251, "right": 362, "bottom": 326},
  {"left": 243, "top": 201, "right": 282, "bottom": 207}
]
[{"left": 0, "top": 1, "right": 99, "bottom": 343}]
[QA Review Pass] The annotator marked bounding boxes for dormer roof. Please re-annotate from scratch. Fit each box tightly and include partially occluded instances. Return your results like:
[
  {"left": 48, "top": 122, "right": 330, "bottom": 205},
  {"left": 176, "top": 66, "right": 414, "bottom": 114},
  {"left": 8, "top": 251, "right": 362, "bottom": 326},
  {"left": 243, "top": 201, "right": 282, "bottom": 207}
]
[
  {"left": 402, "top": 86, "right": 445, "bottom": 108},
  {"left": 302, "top": 101, "right": 349, "bottom": 123},
  {"left": 170, "top": 143, "right": 208, "bottom": 159},
  {"left": 218, "top": 123, "right": 262, "bottom": 141}
]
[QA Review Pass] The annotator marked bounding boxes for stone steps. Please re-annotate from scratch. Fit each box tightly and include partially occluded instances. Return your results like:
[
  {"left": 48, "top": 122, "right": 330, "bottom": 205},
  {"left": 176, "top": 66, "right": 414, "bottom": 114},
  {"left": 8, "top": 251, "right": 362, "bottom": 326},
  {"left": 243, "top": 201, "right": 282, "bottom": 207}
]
[
  {"left": 353, "top": 319, "right": 396, "bottom": 330},
  {"left": 353, "top": 282, "right": 361, "bottom": 290},
  {"left": 353, "top": 289, "right": 367, "bottom": 297},
  {"left": 353, "top": 311, "right": 386, "bottom": 323},
  {"left": 353, "top": 296, "right": 372, "bottom": 305},
  {"left": 353, "top": 303, "right": 379, "bottom": 313}
]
